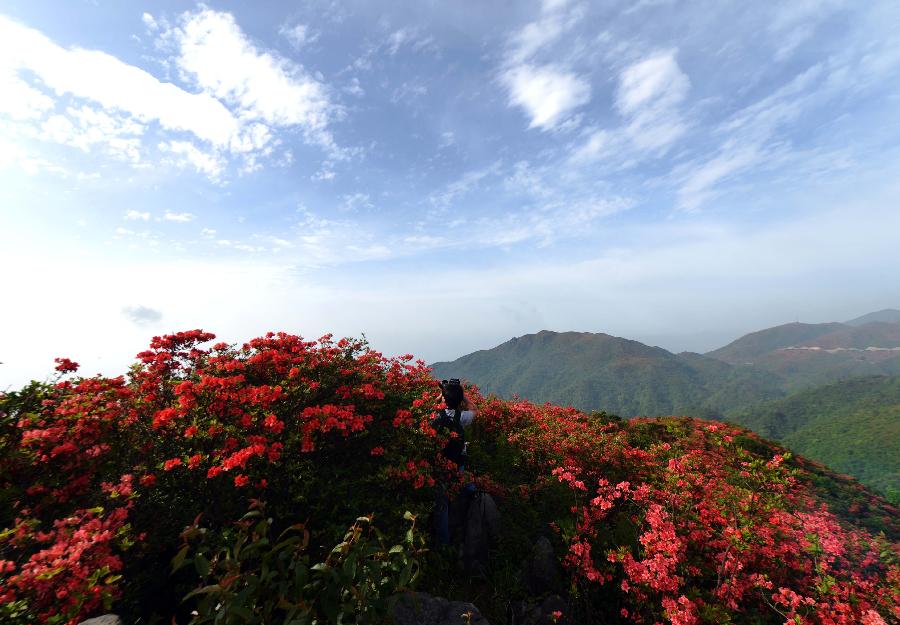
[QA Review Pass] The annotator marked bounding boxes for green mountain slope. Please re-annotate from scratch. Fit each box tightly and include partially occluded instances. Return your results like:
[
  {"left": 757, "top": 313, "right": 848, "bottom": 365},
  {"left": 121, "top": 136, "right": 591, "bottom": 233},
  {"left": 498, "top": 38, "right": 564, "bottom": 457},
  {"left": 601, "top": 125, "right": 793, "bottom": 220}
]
[
  {"left": 430, "top": 330, "right": 784, "bottom": 416},
  {"left": 705, "top": 321, "right": 847, "bottom": 364},
  {"left": 724, "top": 376, "right": 900, "bottom": 500},
  {"left": 846, "top": 308, "right": 900, "bottom": 325},
  {"left": 706, "top": 319, "right": 900, "bottom": 391}
]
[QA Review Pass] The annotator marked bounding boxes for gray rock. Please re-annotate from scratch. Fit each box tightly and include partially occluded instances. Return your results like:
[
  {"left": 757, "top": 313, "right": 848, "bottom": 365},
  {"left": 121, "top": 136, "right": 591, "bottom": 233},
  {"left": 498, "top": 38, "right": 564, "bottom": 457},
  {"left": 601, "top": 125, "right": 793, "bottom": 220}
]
[
  {"left": 392, "top": 592, "right": 489, "bottom": 625},
  {"left": 77, "top": 616, "right": 122, "bottom": 625},
  {"left": 507, "top": 595, "right": 569, "bottom": 625},
  {"left": 523, "top": 536, "right": 560, "bottom": 595},
  {"left": 460, "top": 492, "right": 501, "bottom": 576}
]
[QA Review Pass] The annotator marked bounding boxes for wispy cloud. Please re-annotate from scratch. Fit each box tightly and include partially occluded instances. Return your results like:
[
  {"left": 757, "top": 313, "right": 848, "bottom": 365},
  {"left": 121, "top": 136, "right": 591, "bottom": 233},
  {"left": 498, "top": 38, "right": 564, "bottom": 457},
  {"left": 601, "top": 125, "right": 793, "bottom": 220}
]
[
  {"left": 501, "top": 64, "right": 591, "bottom": 131},
  {"left": 570, "top": 50, "right": 690, "bottom": 165},
  {"left": 279, "top": 22, "right": 318, "bottom": 50},
  {"left": 499, "top": 1, "right": 590, "bottom": 131},
  {"left": 0, "top": 9, "right": 346, "bottom": 183},
  {"left": 164, "top": 210, "right": 195, "bottom": 222},
  {"left": 125, "top": 210, "right": 151, "bottom": 221},
  {"left": 162, "top": 9, "right": 340, "bottom": 155}
]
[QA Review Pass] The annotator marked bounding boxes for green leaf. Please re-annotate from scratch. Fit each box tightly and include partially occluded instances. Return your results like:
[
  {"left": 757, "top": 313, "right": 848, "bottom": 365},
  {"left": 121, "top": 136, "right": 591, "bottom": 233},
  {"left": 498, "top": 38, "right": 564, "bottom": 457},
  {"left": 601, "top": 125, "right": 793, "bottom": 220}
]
[
  {"left": 182, "top": 584, "right": 222, "bottom": 602},
  {"left": 171, "top": 545, "right": 190, "bottom": 572},
  {"left": 195, "top": 553, "right": 210, "bottom": 578}
]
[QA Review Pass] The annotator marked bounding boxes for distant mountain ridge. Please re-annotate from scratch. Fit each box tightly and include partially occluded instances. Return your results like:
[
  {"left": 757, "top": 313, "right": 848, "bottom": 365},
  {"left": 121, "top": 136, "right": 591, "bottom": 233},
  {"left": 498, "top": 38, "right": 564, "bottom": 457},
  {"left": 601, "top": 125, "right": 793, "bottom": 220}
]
[
  {"left": 430, "top": 310, "right": 900, "bottom": 498},
  {"left": 705, "top": 322, "right": 847, "bottom": 364},
  {"left": 846, "top": 308, "right": 900, "bottom": 326},
  {"left": 430, "top": 329, "right": 785, "bottom": 417},
  {"left": 431, "top": 310, "right": 900, "bottom": 416}
]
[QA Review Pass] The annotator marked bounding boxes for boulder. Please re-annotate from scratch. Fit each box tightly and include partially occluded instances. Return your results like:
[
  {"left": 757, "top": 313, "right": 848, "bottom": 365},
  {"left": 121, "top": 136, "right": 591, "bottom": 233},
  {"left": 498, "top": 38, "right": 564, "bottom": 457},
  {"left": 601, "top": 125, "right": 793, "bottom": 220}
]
[
  {"left": 522, "top": 535, "right": 560, "bottom": 595},
  {"left": 77, "top": 617, "right": 122, "bottom": 625},
  {"left": 460, "top": 491, "right": 500, "bottom": 576},
  {"left": 392, "top": 592, "right": 489, "bottom": 625},
  {"left": 507, "top": 595, "right": 569, "bottom": 625}
]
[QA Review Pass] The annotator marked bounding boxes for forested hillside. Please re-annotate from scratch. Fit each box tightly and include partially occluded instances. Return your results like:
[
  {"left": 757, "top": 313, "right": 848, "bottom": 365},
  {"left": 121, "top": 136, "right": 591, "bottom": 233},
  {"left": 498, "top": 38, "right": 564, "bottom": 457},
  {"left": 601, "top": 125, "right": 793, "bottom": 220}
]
[
  {"left": 430, "top": 330, "right": 785, "bottom": 417},
  {"left": 723, "top": 376, "right": 900, "bottom": 501}
]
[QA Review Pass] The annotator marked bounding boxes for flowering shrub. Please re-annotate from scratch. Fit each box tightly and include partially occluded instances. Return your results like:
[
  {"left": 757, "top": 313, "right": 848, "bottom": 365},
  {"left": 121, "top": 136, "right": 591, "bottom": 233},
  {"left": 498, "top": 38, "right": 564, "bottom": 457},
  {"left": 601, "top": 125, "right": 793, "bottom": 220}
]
[
  {"left": 1, "top": 331, "right": 444, "bottom": 624},
  {"left": 0, "top": 329, "right": 897, "bottom": 624},
  {"left": 474, "top": 400, "right": 900, "bottom": 624}
]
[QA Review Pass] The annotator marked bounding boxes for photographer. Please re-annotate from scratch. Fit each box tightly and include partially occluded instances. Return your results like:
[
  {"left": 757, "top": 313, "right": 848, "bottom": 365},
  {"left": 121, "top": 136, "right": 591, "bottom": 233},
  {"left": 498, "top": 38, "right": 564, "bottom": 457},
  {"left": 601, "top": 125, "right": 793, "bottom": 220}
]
[{"left": 431, "top": 378, "right": 477, "bottom": 546}]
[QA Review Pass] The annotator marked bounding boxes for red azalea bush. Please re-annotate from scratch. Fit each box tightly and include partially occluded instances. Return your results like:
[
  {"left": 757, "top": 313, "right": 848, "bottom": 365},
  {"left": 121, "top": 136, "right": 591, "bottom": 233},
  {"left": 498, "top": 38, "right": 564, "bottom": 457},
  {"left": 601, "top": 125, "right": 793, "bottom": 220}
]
[
  {"left": 473, "top": 401, "right": 899, "bottom": 625},
  {"left": 1, "top": 331, "right": 446, "bottom": 624},
  {"left": 0, "top": 329, "right": 897, "bottom": 625}
]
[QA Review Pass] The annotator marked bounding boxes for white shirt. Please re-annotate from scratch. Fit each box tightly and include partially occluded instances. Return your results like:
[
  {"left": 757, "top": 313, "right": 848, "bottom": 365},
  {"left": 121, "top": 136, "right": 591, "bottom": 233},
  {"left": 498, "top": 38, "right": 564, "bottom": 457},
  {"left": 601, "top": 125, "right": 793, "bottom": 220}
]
[{"left": 441, "top": 408, "right": 475, "bottom": 427}]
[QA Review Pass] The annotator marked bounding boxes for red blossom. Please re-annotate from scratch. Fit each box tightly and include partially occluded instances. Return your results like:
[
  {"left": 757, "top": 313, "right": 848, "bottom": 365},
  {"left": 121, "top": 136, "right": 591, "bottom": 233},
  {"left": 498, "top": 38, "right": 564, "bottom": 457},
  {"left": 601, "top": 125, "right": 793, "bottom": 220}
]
[{"left": 53, "top": 357, "right": 79, "bottom": 373}]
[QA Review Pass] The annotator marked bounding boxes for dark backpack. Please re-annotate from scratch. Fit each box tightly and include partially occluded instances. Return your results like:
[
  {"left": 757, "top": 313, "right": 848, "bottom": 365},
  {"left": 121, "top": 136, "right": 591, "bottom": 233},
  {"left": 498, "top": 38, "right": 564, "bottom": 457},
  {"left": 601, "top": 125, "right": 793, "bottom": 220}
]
[{"left": 430, "top": 409, "right": 466, "bottom": 465}]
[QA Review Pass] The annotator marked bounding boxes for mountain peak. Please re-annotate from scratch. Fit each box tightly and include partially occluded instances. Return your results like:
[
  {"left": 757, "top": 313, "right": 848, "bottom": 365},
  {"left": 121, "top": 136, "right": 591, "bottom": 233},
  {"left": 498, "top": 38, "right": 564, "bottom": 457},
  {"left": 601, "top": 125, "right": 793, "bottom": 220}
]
[{"left": 846, "top": 308, "right": 900, "bottom": 326}]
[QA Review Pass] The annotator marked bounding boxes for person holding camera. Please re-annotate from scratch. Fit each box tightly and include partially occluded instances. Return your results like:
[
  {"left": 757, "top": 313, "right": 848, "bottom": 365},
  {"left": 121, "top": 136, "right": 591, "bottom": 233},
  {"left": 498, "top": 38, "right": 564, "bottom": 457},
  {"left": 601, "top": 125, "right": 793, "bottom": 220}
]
[{"left": 431, "top": 378, "right": 477, "bottom": 546}]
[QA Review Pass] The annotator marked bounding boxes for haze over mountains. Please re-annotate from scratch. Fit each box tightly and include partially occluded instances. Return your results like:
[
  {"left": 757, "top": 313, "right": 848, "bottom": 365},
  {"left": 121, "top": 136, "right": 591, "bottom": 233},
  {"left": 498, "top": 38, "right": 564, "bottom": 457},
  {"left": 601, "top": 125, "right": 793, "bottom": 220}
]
[{"left": 431, "top": 309, "right": 900, "bottom": 499}]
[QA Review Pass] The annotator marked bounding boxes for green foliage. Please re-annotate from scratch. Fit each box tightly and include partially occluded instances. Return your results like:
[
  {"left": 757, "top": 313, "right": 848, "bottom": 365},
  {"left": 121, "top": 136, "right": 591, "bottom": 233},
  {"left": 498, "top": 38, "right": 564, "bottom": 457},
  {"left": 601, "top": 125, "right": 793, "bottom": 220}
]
[
  {"left": 175, "top": 505, "right": 426, "bottom": 625},
  {"left": 725, "top": 376, "right": 900, "bottom": 501}
]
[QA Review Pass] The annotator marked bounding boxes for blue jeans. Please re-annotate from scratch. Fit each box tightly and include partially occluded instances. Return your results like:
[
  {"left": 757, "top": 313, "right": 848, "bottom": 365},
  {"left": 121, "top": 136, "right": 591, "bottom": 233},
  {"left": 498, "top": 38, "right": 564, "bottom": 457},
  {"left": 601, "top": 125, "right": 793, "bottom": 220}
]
[
  {"left": 433, "top": 466, "right": 476, "bottom": 546},
  {"left": 434, "top": 484, "right": 450, "bottom": 545}
]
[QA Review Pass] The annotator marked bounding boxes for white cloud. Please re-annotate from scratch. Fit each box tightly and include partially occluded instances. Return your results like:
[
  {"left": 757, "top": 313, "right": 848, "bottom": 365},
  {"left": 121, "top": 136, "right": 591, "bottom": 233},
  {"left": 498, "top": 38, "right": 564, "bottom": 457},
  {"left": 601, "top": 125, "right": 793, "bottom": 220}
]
[
  {"left": 38, "top": 105, "right": 145, "bottom": 163},
  {"left": 676, "top": 144, "right": 762, "bottom": 210},
  {"left": 141, "top": 12, "right": 158, "bottom": 31},
  {"left": 500, "top": 1, "right": 590, "bottom": 132},
  {"left": 167, "top": 9, "right": 338, "bottom": 153},
  {"left": 0, "top": 11, "right": 343, "bottom": 182},
  {"left": 344, "top": 77, "right": 365, "bottom": 97},
  {"left": 312, "top": 165, "right": 336, "bottom": 181},
  {"left": 159, "top": 140, "right": 225, "bottom": 179},
  {"left": 673, "top": 63, "right": 836, "bottom": 210},
  {"left": 570, "top": 51, "right": 690, "bottom": 165},
  {"left": 616, "top": 52, "right": 689, "bottom": 116},
  {"left": 501, "top": 64, "right": 591, "bottom": 131},
  {"left": 768, "top": 0, "right": 844, "bottom": 61},
  {"left": 125, "top": 210, "right": 151, "bottom": 221},
  {"left": 390, "top": 81, "right": 428, "bottom": 104},
  {"left": 0, "top": 73, "right": 54, "bottom": 120},
  {"left": 279, "top": 23, "right": 318, "bottom": 50},
  {"left": 163, "top": 210, "right": 196, "bottom": 222},
  {"left": 0, "top": 15, "right": 240, "bottom": 146},
  {"left": 385, "top": 28, "right": 435, "bottom": 56},
  {"left": 429, "top": 161, "right": 503, "bottom": 210},
  {"left": 340, "top": 192, "right": 373, "bottom": 212}
]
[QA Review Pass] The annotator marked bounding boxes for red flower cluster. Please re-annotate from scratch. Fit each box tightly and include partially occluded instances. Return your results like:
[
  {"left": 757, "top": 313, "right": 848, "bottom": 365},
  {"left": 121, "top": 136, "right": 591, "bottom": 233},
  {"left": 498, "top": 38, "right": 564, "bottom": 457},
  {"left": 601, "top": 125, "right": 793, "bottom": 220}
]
[
  {"left": 477, "top": 399, "right": 900, "bottom": 625},
  {"left": 53, "top": 358, "right": 79, "bottom": 373}
]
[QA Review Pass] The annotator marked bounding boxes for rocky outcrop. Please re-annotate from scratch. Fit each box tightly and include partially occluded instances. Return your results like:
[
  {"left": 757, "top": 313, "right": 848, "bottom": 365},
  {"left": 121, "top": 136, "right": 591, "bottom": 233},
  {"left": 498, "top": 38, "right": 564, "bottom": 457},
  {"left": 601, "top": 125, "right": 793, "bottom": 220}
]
[
  {"left": 522, "top": 535, "right": 560, "bottom": 595},
  {"left": 77, "top": 616, "right": 122, "bottom": 625},
  {"left": 392, "top": 592, "right": 489, "bottom": 625},
  {"left": 507, "top": 595, "right": 569, "bottom": 625},
  {"left": 460, "top": 491, "right": 501, "bottom": 576}
]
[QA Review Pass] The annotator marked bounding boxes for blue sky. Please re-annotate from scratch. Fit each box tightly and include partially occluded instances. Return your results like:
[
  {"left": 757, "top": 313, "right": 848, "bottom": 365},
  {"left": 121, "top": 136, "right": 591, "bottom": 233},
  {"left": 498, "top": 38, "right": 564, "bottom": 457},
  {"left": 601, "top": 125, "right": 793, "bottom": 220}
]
[{"left": 1, "top": 0, "right": 900, "bottom": 387}]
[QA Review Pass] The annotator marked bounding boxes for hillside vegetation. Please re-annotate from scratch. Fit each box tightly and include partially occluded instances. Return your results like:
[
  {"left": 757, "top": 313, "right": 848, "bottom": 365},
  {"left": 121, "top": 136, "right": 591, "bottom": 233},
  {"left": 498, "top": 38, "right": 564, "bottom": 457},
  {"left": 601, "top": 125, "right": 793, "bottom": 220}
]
[
  {"left": 430, "top": 331, "right": 785, "bottom": 417},
  {"left": 724, "top": 376, "right": 900, "bottom": 501},
  {"left": 1, "top": 330, "right": 898, "bottom": 625}
]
